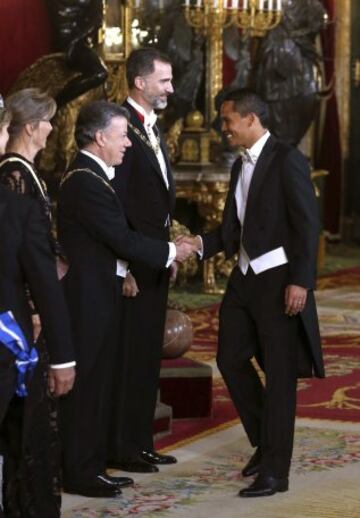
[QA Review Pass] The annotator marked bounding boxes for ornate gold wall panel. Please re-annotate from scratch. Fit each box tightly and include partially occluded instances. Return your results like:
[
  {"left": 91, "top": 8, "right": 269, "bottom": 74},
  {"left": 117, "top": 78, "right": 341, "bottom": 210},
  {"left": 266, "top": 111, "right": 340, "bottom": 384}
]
[{"left": 335, "top": 0, "right": 351, "bottom": 160}]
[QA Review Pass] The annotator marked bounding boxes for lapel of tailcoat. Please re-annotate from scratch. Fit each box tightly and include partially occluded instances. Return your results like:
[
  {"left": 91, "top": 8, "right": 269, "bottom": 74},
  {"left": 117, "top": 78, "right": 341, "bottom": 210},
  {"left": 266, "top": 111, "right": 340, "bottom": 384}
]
[{"left": 243, "top": 135, "right": 277, "bottom": 225}]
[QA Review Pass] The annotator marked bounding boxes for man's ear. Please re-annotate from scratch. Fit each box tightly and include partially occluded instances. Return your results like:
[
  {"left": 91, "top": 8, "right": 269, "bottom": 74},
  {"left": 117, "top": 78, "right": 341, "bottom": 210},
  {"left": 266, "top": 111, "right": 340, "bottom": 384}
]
[
  {"left": 134, "top": 76, "right": 146, "bottom": 91},
  {"left": 248, "top": 113, "right": 256, "bottom": 127},
  {"left": 94, "top": 129, "right": 105, "bottom": 147}
]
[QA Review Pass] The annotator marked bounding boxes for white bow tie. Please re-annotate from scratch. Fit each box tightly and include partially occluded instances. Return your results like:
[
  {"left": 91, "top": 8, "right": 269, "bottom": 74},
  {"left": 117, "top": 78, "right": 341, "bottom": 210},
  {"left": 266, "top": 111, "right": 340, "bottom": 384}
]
[{"left": 240, "top": 150, "right": 257, "bottom": 165}]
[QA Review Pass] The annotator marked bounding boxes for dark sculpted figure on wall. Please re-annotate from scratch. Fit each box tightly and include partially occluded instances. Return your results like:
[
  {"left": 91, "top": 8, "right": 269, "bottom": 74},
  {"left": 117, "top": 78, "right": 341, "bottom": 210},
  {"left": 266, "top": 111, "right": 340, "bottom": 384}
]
[
  {"left": 255, "top": 0, "right": 327, "bottom": 145},
  {"left": 46, "top": 0, "right": 107, "bottom": 107},
  {"left": 223, "top": 0, "right": 327, "bottom": 146}
]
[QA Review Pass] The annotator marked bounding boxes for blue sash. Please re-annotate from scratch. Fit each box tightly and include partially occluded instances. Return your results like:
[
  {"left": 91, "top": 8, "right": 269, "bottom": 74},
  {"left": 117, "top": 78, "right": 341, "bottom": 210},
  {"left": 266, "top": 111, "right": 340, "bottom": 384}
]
[{"left": 0, "top": 311, "right": 39, "bottom": 397}]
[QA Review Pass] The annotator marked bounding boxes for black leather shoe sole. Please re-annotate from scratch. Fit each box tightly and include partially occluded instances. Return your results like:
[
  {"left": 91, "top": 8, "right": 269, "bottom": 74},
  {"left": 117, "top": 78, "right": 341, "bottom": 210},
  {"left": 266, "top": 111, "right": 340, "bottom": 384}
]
[
  {"left": 140, "top": 450, "right": 177, "bottom": 465},
  {"left": 239, "top": 477, "right": 289, "bottom": 498},
  {"left": 98, "top": 474, "right": 134, "bottom": 488}
]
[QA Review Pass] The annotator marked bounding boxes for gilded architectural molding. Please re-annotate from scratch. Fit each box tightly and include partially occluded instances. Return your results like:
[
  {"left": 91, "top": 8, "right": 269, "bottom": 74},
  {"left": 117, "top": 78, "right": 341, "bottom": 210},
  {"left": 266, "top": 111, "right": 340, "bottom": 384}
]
[{"left": 335, "top": 0, "right": 351, "bottom": 160}]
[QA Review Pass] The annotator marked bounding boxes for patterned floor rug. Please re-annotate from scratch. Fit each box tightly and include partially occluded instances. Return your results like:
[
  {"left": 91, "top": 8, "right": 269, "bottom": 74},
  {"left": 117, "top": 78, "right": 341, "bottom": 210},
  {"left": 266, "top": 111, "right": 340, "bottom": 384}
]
[
  {"left": 63, "top": 267, "right": 360, "bottom": 516},
  {"left": 62, "top": 420, "right": 360, "bottom": 517}
]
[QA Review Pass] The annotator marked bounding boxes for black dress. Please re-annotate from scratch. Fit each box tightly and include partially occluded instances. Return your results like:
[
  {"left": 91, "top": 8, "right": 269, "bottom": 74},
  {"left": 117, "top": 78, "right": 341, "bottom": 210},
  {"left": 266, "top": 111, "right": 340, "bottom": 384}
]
[{"left": 0, "top": 153, "right": 61, "bottom": 518}]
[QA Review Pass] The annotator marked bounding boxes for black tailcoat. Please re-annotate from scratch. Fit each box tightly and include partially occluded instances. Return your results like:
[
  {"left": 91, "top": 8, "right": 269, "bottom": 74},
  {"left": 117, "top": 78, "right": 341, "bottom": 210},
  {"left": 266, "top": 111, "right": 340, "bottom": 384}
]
[
  {"left": 203, "top": 136, "right": 324, "bottom": 378},
  {"left": 109, "top": 101, "right": 176, "bottom": 459},
  {"left": 57, "top": 153, "right": 169, "bottom": 483}
]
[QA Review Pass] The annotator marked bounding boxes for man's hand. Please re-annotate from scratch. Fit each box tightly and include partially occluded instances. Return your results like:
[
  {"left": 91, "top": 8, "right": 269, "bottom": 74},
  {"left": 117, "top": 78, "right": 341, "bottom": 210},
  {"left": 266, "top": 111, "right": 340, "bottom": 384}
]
[
  {"left": 122, "top": 271, "right": 139, "bottom": 297},
  {"left": 285, "top": 285, "right": 307, "bottom": 316},
  {"left": 169, "top": 261, "right": 178, "bottom": 284},
  {"left": 175, "top": 241, "right": 195, "bottom": 262},
  {"left": 48, "top": 366, "right": 75, "bottom": 397},
  {"left": 32, "top": 313, "right": 41, "bottom": 342},
  {"left": 56, "top": 256, "right": 69, "bottom": 280},
  {"left": 175, "top": 234, "right": 202, "bottom": 253}
]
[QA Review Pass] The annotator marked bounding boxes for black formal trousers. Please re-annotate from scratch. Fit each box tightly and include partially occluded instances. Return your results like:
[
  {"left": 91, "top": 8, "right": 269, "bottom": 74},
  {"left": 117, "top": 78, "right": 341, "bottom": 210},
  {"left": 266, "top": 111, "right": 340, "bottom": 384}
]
[
  {"left": 60, "top": 277, "right": 124, "bottom": 484},
  {"left": 109, "top": 266, "right": 169, "bottom": 459},
  {"left": 217, "top": 265, "right": 301, "bottom": 478}
]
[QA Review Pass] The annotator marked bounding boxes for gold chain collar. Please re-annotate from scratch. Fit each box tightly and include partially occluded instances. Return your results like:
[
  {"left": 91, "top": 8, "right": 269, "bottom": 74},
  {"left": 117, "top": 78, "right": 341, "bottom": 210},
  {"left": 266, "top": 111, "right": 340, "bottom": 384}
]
[
  {"left": 60, "top": 168, "right": 116, "bottom": 194},
  {"left": 128, "top": 122, "right": 161, "bottom": 155}
]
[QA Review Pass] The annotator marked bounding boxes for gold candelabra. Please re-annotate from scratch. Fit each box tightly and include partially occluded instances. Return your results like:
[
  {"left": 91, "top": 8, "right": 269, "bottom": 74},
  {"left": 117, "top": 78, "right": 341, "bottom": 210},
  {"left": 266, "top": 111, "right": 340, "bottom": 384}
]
[
  {"left": 183, "top": 0, "right": 283, "bottom": 122},
  {"left": 184, "top": 0, "right": 283, "bottom": 34}
]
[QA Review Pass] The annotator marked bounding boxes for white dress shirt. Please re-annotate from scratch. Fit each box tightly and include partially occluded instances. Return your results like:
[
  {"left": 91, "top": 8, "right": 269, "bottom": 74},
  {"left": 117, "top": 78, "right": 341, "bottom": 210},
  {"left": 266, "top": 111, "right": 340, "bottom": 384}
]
[
  {"left": 235, "top": 131, "right": 288, "bottom": 275},
  {"left": 126, "top": 97, "right": 169, "bottom": 190}
]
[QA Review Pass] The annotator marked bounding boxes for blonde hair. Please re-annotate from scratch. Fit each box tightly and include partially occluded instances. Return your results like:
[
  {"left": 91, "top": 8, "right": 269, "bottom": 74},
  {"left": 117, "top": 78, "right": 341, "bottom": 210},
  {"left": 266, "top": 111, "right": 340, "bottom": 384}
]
[
  {"left": 0, "top": 94, "right": 11, "bottom": 128},
  {"left": 5, "top": 88, "right": 56, "bottom": 138}
]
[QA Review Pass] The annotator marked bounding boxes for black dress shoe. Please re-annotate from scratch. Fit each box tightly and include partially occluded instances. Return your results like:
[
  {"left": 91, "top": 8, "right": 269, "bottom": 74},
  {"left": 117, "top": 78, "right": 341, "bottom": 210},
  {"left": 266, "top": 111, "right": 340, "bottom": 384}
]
[
  {"left": 241, "top": 448, "right": 261, "bottom": 477},
  {"left": 109, "top": 457, "right": 159, "bottom": 473},
  {"left": 239, "top": 474, "right": 289, "bottom": 498},
  {"left": 140, "top": 450, "right": 177, "bottom": 465},
  {"left": 63, "top": 475, "right": 123, "bottom": 498},
  {"left": 98, "top": 473, "right": 134, "bottom": 488}
]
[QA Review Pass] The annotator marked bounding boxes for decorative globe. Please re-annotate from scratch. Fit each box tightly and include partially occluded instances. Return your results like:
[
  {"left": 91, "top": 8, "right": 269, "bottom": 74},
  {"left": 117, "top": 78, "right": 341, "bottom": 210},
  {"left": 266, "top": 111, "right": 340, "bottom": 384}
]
[
  {"left": 185, "top": 110, "right": 204, "bottom": 130},
  {"left": 162, "top": 309, "right": 193, "bottom": 359}
]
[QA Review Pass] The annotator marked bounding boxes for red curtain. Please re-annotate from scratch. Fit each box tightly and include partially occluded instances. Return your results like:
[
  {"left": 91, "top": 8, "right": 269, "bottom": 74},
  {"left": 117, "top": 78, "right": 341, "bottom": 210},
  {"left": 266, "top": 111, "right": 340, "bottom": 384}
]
[
  {"left": 222, "top": 52, "right": 236, "bottom": 87},
  {"left": 316, "top": 0, "right": 342, "bottom": 236},
  {"left": 0, "top": 0, "right": 51, "bottom": 95}
]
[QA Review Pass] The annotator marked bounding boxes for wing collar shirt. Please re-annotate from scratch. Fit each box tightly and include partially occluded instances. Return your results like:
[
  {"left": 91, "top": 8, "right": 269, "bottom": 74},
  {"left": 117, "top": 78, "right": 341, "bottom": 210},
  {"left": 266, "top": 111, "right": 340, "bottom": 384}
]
[
  {"left": 80, "top": 150, "right": 176, "bottom": 270},
  {"left": 235, "top": 131, "right": 288, "bottom": 275},
  {"left": 127, "top": 96, "right": 169, "bottom": 190}
]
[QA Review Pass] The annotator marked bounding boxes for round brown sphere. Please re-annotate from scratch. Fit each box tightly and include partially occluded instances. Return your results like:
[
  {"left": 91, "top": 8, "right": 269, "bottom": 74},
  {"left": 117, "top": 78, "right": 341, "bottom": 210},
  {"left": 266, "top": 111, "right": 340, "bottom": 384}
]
[{"left": 162, "top": 309, "right": 193, "bottom": 359}]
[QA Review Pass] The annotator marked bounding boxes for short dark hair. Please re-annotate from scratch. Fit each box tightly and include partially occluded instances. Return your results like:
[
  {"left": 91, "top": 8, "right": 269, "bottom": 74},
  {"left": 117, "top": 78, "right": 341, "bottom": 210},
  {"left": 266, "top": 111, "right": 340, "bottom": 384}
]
[
  {"left": 126, "top": 47, "right": 171, "bottom": 89},
  {"left": 75, "top": 100, "right": 129, "bottom": 148},
  {"left": 223, "top": 88, "right": 269, "bottom": 128}
]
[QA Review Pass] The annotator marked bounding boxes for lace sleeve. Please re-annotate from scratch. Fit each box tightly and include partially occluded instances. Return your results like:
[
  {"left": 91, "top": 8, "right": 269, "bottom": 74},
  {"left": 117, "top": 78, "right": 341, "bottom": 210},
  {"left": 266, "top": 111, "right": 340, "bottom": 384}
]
[{"left": 0, "top": 168, "right": 29, "bottom": 195}]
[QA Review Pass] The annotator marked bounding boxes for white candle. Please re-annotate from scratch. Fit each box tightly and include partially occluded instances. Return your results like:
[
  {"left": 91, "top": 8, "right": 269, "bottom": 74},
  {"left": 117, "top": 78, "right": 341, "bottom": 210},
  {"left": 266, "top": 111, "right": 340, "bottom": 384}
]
[
  {"left": 268, "top": 0, "right": 273, "bottom": 10},
  {"left": 259, "top": 0, "right": 264, "bottom": 9},
  {"left": 243, "top": 0, "right": 248, "bottom": 9},
  {"left": 213, "top": 0, "right": 218, "bottom": 7},
  {"left": 231, "top": 0, "right": 238, "bottom": 8},
  {"left": 159, "top": 0, "right": 164, "bottom": 8},
  {"left": 223, "top": 0, "right": 228, "bottom": 8},
  {"left": 196, "top": 0, "right": 201, "bottom": 6},
  {"left": 184, "top": 0, "right": 190, "bottom": 5},
  {"left": 276, "top": 0, "right": 282, "bottom": 11}
]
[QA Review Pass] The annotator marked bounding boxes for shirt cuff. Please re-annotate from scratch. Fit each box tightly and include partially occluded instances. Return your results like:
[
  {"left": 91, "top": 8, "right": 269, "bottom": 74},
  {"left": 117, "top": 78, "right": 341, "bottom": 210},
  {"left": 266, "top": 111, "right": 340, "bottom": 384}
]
[
  {"left": 196, "top": 235, "right": 204, "bottom": 259},
  {"left": 166, "top": 242, "right": 177, "bottom": 268},
  {"left": 50, "top": 361, "right": 76, "bottom": 369}
]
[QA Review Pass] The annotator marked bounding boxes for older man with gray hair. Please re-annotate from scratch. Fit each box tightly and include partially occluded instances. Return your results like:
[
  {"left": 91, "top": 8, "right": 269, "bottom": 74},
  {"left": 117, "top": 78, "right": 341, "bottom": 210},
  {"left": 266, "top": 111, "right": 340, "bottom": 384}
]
[{"left": 57, "top": 100, "right": 192, "bottom": 498}]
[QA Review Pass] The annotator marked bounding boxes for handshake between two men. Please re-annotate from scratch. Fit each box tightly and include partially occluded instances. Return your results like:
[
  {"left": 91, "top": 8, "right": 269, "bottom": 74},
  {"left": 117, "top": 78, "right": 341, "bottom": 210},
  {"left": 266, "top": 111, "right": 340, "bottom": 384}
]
[{"left": 174, "top": 234, "right": 203, "bottom": 263}]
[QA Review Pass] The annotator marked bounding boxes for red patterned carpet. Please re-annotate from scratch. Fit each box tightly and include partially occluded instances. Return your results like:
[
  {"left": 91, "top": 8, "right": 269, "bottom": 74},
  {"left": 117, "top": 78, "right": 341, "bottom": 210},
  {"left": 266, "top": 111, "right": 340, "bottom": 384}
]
[{"left": 156, "top": 267, "right": 360, "bottom": 451}]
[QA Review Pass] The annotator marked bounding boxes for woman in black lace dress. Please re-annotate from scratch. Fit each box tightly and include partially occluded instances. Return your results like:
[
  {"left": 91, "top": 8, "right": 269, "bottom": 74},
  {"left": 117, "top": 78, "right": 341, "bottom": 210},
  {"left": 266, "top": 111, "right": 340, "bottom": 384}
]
[{"left": 0, "top": 88, "right": 72, "bottom": 518}]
